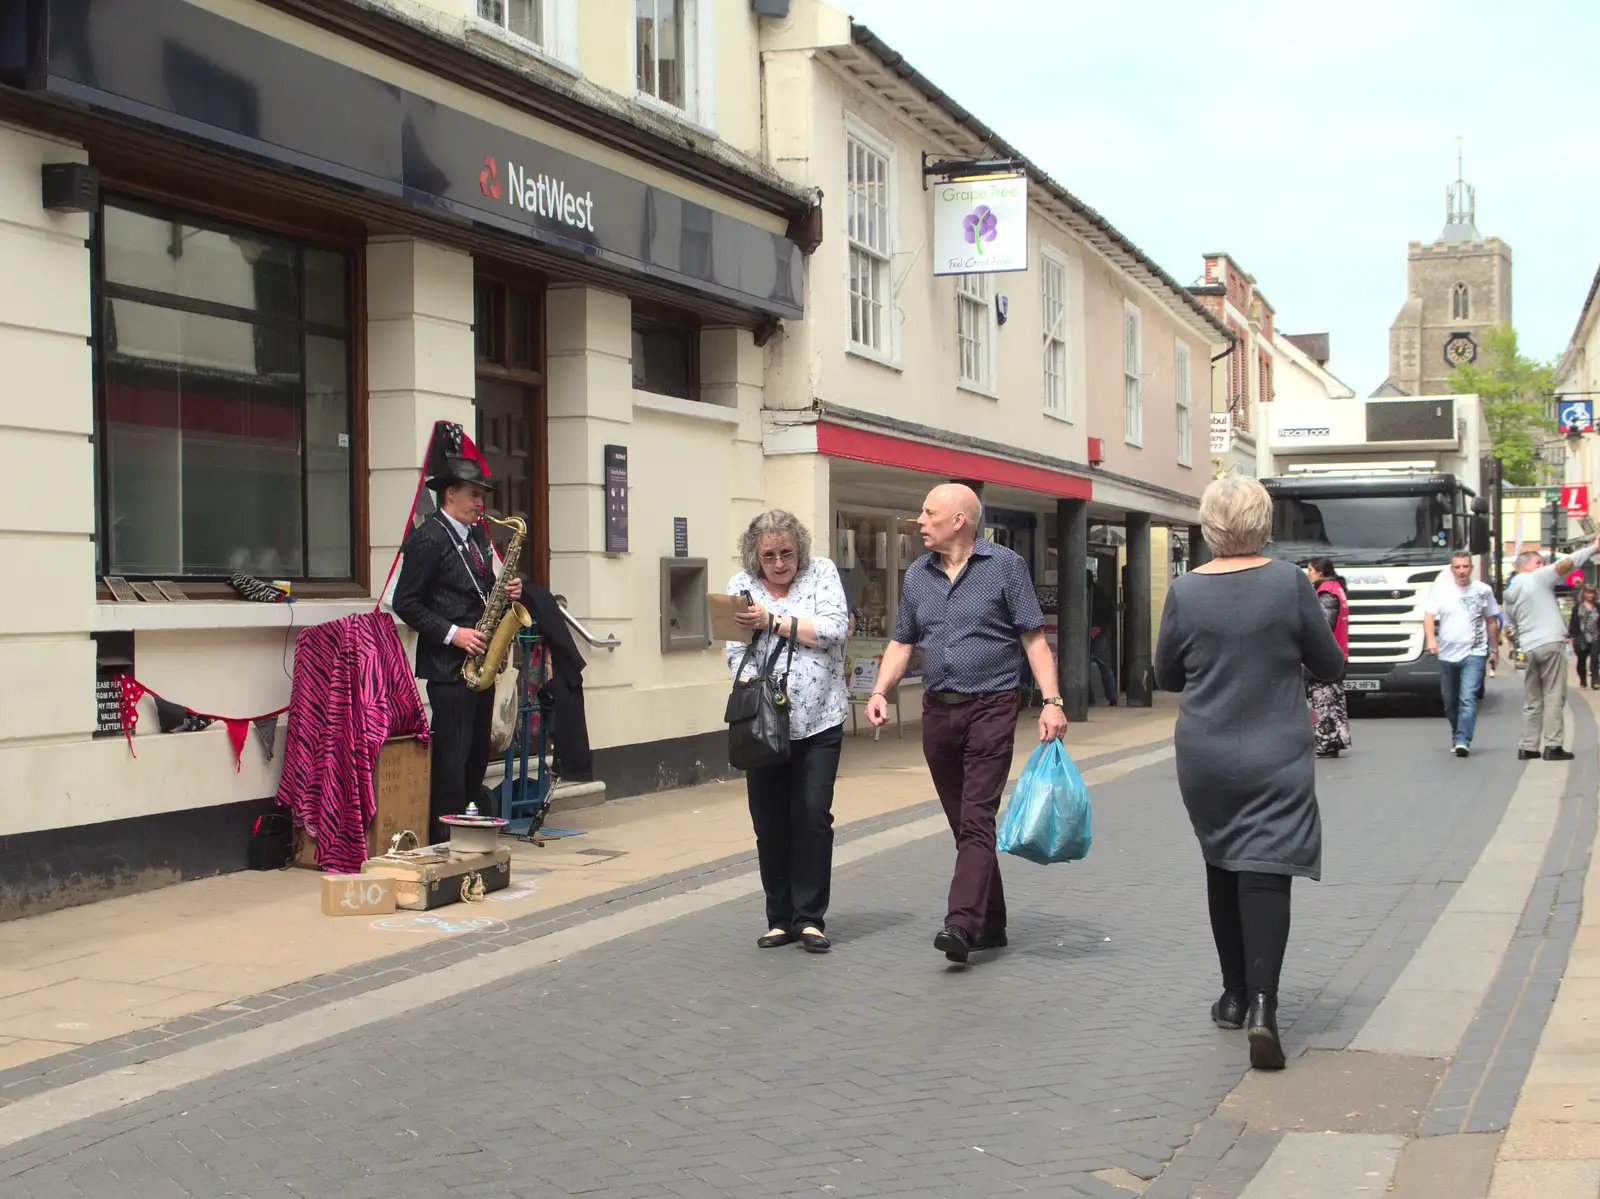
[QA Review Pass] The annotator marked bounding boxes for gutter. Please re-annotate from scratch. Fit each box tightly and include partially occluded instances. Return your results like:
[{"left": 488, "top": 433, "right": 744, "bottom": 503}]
[{"left": 850, "top": 22, "right": 1232, "bottom": 345}]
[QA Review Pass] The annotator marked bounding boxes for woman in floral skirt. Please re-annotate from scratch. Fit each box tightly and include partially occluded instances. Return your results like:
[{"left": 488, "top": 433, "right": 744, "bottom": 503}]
[{"left": 1306, "top": 557, "right": 1351, "bottom": 758}]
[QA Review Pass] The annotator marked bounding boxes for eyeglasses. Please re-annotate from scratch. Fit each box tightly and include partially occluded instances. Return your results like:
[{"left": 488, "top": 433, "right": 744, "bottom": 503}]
[{"left": 759, "top": 549, "right": 797, "bottom": 564}]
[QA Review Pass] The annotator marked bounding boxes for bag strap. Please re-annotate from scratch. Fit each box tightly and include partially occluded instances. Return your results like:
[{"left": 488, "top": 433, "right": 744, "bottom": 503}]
[
  {"left": 732, "top": 636, "right": 763, "bottom": 682},
  {"left": 761, "top": 628, "right": 797, "bottom": 683}
]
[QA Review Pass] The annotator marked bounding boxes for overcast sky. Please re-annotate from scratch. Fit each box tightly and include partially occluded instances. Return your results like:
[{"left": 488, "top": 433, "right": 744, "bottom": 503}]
[{"left": 841, "top": 0, "right": 1598, "bottom": 396}]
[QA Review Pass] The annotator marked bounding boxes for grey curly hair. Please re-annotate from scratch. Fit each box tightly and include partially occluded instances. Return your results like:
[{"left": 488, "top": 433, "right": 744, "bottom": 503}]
[{"left": 739, "top": 509, "right": 812, "bottom": 580}]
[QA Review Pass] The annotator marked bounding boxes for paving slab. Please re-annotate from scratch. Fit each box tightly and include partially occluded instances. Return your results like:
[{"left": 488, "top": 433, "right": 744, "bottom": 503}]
[
  {"left": 1389, "top": 1132, "right": 1500, "bottom": 1199},
  {"left": 1218, "top": 1050, "right": 1444, "bottom": 1134},
  {"left": 1235, "top": 1132, "right": 1403, "bottom": 1199}
]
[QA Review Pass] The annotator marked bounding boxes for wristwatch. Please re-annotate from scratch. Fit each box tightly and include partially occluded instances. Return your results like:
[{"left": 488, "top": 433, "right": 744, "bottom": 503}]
[{"left": 1042, "top": 697, "right": 1064, "bottom": 708}]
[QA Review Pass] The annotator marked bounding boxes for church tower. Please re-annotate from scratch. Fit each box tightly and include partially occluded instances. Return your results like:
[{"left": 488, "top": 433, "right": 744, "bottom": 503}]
[{"left": 1379, "top": 153, "right": 1512, "bottom": 396}]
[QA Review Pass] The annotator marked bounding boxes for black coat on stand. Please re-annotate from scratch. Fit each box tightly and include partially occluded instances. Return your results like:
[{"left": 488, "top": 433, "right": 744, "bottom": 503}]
[{"left": 525, "top": 585, "right": 594, "bottom": 782}]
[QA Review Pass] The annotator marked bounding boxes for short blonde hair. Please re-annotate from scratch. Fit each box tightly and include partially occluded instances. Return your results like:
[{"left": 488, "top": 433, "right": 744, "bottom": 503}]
[{"left": 1199, "top": 475, "right": 1273, "bottom": 558}]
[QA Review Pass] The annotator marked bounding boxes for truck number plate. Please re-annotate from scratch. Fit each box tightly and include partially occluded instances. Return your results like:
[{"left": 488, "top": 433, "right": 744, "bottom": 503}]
[{"left": 1343, "top": 679, "right": 1381, "bottom": 692}]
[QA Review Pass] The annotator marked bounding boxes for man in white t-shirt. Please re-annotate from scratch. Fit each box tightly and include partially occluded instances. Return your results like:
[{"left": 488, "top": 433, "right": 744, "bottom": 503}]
[{"left": 1424, "top": 551, "right": 1501, "bottom": 757}]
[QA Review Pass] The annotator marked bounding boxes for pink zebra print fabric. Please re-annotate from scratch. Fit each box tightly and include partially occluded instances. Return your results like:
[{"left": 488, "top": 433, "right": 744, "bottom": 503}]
[{"left": 276, "top": 611, "right": 430, "bottom": 872}]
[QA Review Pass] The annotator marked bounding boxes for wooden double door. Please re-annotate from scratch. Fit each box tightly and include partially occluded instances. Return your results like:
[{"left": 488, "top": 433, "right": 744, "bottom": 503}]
[{"left": 473, "top": 275, "right": 548, "bottom": 587}]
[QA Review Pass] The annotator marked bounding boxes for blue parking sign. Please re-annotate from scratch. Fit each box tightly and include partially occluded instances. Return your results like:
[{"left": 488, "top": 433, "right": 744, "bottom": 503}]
[{"left": 1560, "top": 400, "right": 1594, "bottom": 434}]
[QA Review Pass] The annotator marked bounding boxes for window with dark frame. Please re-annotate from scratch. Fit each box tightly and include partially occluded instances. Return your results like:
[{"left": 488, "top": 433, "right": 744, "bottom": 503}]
[
  {"left": 94, "top": 198, "right": 354, "bottom": 581},
  {"left": 631, "top": 316, "right": 698, "bottom": 401}
]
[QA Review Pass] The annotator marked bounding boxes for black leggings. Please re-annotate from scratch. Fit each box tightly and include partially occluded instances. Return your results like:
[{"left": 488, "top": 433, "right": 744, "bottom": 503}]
[
  {"left": 1578, "top": 645, "right": 1596, "bottom": 687},
  {"left": 1206, "top": 863, "right": 1292, "bottom": 998}
]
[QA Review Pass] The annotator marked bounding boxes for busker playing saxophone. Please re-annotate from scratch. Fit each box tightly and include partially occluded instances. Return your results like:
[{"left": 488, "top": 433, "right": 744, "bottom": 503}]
[{"left": 393, "top": 453, "right": 524, "bottom": 845}]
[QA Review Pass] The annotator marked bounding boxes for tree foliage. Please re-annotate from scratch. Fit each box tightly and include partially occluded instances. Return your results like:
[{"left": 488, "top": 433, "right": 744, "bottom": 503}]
[{"left": 1448, "top": 325, "right": 1555, "bottom": 486}]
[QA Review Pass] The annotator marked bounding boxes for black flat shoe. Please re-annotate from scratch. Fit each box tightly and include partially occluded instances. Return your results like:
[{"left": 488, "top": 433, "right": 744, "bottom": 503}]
[
  {"left": 934, "top": 925, "right": 971, "bottom": 963},
  {"left": 1518, "top": 749, "right": 1540, "bottom": 760},
  {"left": 1246, "top": 991, "right": 1285, "bottom": 1070},
  {"left": 800, "top": 930, "right": 831, "bottom": 954},
  {"left": 973, "top": 928, "right": 1008, "bottom": 951},
  {"left": 1544, "top": 747, "right": 1575, "bottom": 761},
  {"left": 1211, "top": 989, "right": 1246, "bottom": 1030},
  {"left": 757, "top": 930, "right": 796, "bottom": 949}
]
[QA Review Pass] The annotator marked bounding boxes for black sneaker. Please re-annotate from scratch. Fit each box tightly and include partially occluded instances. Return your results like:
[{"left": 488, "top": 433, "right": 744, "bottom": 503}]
[
  {"left": 1453, "top": 744, "right": 1469, "bottom": 758},
  {"left": 1544, "top": 747, "right": 1576, "bottom": 762}
]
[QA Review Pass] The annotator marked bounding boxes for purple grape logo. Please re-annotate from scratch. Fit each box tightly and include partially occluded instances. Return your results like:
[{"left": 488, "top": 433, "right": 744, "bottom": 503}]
[{"left": 963, "top": 204, "right": 999, "bottom": 256}]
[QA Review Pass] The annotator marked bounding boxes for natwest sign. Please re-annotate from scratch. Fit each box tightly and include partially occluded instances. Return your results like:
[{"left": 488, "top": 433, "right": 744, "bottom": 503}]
[{"left": 482, "top": 156, "right": 597, "bottom": 233}]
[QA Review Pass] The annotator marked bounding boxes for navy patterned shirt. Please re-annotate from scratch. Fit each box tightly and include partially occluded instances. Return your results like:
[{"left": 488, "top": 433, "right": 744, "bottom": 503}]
[{"left": 891, "top": 540, "right": 1045, "bottom": 693}]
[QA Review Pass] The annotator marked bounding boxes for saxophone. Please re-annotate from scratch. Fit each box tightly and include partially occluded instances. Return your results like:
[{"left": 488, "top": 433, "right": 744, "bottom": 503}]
[{"left": 462, "top": 514, "right": 533, "bottom": 692}]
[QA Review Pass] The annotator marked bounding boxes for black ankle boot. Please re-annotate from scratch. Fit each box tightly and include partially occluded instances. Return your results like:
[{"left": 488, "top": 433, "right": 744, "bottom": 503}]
[
  {"left": 1211, "top": 989, "right": 1246, "bottom": 1030},
  {"left": 1246, "top": 991, "right": 1285, "bottom": 1070}
]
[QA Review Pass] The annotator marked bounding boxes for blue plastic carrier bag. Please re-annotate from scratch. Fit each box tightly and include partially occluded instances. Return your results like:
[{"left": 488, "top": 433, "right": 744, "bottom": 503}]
[{"left": 995, "top": 740, "right": 1093, "bottom": 865}]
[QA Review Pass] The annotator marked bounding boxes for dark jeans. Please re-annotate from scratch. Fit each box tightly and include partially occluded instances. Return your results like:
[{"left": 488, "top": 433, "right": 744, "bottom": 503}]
[
  {"left": 1579, "top": 645, "right": 1596, "bottom": 687},
  {"left": 1206, "top": 863, "right": 1292, "bottom": 998},
  {"left": 1089, "top": 634, "right": 1117, "bottom": 704},
  {"left": 922, "top": 691, "right": 1022, "bottom": 936},
  {"left": 746, "top": 723, "right": 844, "bottom": 932},
  {"left": 1439, "top": 654, "right": 1487, "bottom": 746},
  {"left": 426, "top": 679, "right": 496, "bottom": 846}
]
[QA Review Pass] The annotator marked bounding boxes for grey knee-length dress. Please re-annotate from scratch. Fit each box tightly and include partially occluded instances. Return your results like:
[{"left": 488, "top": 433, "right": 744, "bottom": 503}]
[{"left": 1153, "top": 560, "right": 1346, "bottom": 879}]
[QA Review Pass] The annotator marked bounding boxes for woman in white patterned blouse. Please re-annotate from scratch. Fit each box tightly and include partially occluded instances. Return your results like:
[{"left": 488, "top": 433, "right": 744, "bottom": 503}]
[{"left": 726, "top": 510, "right": 849, "bottom": 953}]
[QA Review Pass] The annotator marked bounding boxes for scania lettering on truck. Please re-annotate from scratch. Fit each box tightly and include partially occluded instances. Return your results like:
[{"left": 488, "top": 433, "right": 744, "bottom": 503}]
[{"left": 1258, "top": 395, "right": 1492, "bottom": 700}]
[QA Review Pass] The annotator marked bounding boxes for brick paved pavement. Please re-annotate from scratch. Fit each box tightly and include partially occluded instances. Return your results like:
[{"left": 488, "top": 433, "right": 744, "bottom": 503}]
[{"left": 0, "top": 689, "right": 1531, "bottom": 1198}]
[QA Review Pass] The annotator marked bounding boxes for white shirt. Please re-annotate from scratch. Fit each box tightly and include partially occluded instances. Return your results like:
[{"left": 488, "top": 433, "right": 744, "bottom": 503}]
[
  {"left": 1425, "top": 576, "right": 1501, "bottom": 662},
  {"left": 725, "top": 558, "right": 850, "bottom": 741},
  {"left": 439, "top": 511, "right": 494, "bottom": 647}
]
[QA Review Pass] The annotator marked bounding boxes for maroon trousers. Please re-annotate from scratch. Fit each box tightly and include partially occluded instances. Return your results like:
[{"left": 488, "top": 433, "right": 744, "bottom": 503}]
[{"left": 921, "top": 691, "right": 1022, "bottom": 936}]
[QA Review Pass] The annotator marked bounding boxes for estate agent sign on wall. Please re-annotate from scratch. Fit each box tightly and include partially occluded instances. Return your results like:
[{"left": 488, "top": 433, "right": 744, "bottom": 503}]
[{"left": 932, "top": 174, "right": 1029, "bottom": 276}]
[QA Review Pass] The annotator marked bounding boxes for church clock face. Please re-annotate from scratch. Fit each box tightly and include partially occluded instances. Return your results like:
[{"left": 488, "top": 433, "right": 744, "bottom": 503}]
[{"left": 1445, "top": 332, "right": 1477, "bottom": 368}]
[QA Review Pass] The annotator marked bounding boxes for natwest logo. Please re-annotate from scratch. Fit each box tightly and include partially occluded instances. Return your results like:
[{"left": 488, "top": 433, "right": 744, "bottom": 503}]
[
  {"left": 479, "top": 155, "right": 501, "bottom": 200},
  {"left": 498, "top": 160, "right": 595, "bottom": 233}
]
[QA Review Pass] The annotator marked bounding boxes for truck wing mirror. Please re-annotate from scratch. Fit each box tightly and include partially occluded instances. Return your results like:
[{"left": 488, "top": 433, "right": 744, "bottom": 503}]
[{"left": 1470, "top": 515, "right": 1490, "bottom": 555}]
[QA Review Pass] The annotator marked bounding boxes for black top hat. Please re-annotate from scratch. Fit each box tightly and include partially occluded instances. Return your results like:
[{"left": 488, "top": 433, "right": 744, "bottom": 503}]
[{"left": 426, "top": 455, "right": 492, "bottom": 494}]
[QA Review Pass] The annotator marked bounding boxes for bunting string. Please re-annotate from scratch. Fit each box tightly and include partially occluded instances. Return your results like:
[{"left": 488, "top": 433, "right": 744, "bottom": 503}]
[{"left": 116, "top": 675, "right": 288, "bottom": 771}]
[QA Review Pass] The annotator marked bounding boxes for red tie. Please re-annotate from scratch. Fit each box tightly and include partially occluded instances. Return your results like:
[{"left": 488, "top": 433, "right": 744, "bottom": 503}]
[{"left": 467, "top": 539, "right": 485, "bottom": 575}]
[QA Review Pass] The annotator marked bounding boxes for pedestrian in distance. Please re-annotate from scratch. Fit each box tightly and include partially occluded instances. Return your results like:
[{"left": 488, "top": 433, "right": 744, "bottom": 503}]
[
  {"left": 726, "top": 510, "right": 850, "bottom": 953},
  {"left": 1501, "top": 535, "right": 1600, "bottom": 761},
  {"left": 1568, "top": 586, "right": 1600, "bottom": 690},
  {"left": 866, "top": 483, "right": 1067, "bottom": 966},
  {"left": 1154, "top": 476, "right": 1345, "bottom": 1071},
  {"left": 1423, "top": 550, "right": 1500, "bottom": 757},
  {"left": 1304, "top": 557, "right": 1351, "bottom": 759}
]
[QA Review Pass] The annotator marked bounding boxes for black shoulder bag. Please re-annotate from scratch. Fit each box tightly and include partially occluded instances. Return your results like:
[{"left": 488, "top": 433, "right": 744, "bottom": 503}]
[{"left": 724, "top": 629, "right": 797, "bottom": 771}]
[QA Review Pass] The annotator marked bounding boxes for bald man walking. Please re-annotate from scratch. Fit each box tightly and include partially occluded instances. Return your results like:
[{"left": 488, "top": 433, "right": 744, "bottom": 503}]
[{"left": 868, "top": 484, "right": 1067, "bottom": 964}]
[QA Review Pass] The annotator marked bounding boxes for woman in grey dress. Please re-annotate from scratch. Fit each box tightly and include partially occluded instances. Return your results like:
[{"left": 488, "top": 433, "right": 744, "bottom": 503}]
[{"left": 1155, "top": 477, "right": 1345, "bottom": 1070}]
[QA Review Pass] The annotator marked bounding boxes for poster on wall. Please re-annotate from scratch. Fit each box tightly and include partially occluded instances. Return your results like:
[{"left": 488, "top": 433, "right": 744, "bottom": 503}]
[
  {"left": 845, "top": 639, "right": 887, "bottom": 698},
  {"left": 932, "top": 175, "right": 1029, "bottom": 276}
]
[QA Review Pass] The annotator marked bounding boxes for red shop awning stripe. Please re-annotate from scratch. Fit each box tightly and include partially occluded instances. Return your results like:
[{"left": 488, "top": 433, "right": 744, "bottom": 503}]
[{"left": 816, "top": 422, "right": 1092, "bottom": 500}]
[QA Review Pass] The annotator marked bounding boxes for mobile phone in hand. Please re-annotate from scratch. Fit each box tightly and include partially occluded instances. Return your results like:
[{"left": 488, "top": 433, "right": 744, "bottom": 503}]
[{"left": 740, "top": 589, "right": 753, "bottom": 610}]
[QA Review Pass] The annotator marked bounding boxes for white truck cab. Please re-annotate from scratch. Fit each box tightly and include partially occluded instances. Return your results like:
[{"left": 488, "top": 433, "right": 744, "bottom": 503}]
[{"left": 1258, "top": 397, "right": 1492, "bottom": 700}]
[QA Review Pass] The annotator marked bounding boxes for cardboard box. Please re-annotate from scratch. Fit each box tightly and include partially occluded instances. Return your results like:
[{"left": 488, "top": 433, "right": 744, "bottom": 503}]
[
  {"left": 320, "top": 873, "right": 397, "bottom": 917},
  {"left": 296, "top": 737, "right": 430, "bottom": 868}
]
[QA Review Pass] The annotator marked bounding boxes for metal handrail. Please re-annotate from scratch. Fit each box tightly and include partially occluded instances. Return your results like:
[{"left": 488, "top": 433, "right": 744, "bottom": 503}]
[{"left": 554, "top": 597, "right": 620, "bottom": 652}]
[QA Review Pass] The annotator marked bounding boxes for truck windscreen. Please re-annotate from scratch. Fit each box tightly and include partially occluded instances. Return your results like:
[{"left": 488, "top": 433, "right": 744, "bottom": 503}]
[{"left": 1268, "top": 493, "right": 1453, "bottom": 565}]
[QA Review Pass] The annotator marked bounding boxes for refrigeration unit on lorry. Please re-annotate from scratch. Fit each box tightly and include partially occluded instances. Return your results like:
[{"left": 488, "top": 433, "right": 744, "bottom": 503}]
[{"left": 1258, "top": 395, "right": 1492, "bottom": 700}]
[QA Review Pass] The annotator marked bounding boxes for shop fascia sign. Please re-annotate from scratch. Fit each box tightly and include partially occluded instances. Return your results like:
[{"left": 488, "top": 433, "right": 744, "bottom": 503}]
[
  {"left": 925, "top": 154, "right": 1029, "bottom": 276},
  {"left": 10, "top": 0, "right": 805, "bottom": 319},
  {"left": 480, "top": 155, "right": 596, "bottom": 233}
]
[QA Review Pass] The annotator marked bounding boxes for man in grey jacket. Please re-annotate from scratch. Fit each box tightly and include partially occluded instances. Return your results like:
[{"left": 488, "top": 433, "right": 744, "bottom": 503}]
[{"left": 1503, "top": 534, "right": 1600, "bottom": 761}]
